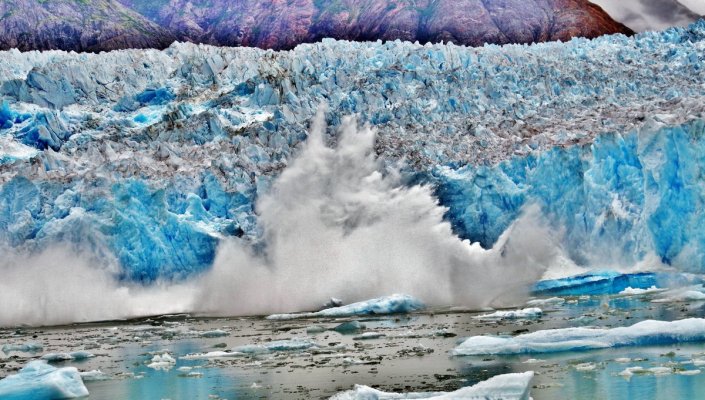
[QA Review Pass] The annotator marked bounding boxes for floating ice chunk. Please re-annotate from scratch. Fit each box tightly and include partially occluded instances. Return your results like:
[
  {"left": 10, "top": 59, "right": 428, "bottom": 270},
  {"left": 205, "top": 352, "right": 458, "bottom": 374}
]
[
  {"left": 330, "top": 371, "right": 534, "bottom": 400},
  {"left": 1, "top": 343, "right": 43, "bottom": 354},
  {"left": 0, "top": 360, "right": 89, "bottom": 399},
  {"left": 473, "top": 308, "right": 542, "bottom": 320},
  {"left": 266, "top": 294, "right": 425, "bottom": 320},
  {"left": 652, "top": 289, "right": 705, "bottom": 303},
  {"left": 678, "top": 369, "right": 702, "bottom": 376},
  {"left": 574, "top": 362, "right": 597, "bottom": 371},
  {"left": 180, "top": 351, "right": 243, "bottom": 360},
  {"left": 146, "top": 353, "right": 176, "bottom": 371},
  {"left": 453, "top": 319, "right": 705, "bottom": 355},
  {"left": 352, "top": 332, "right": 386, "bottom": 340},
  {"left": 619, "top": 286, "right": 664, "bottom": 295},
  {"left": 232, "top": 338, "right": 317, "bottom": 354},
  {"left": 526, "top": 297, "right": 565, "bottom": 307},
  {"left": 79, "top": 370, "right": 110, "bottom": 382},
  {"left": 198, "top": 329, "right": 229, "bottom": 338},
  {"left": 41, "top": 351, "right": 94, "bottom": 362},
  {"left": 333, "top": 321, "right": 365, "bottom": 333}
]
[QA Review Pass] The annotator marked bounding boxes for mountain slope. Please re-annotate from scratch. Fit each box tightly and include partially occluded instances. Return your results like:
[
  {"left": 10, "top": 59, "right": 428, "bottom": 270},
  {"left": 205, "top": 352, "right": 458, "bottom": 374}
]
[
  {"left": 117, "top": 0, "right": 632, "bottom": 49},
  {"left": 0, "top": 0, "right": 175, "bottom": 52}
]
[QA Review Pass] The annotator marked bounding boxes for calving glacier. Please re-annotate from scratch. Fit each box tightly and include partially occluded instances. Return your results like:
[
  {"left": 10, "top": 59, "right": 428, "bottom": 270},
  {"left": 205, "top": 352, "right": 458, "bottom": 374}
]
[{"left": 1, "top": 21, "right": 705, "bottom": 324}]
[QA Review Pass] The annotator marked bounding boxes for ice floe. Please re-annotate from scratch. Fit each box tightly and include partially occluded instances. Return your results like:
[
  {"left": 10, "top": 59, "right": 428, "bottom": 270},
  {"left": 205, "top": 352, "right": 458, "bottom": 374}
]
[
  {"left": 330, "top": 371, "right": 534, "bottom": 399},
  {"left": 266, "top": 295, "right": 425, "bottom": 320},
  {"left": 453, "top": 318, "right": 705, "bottom": 355},
  {"left": 473, "top": 308, "right": 542, "bottom": 320}
]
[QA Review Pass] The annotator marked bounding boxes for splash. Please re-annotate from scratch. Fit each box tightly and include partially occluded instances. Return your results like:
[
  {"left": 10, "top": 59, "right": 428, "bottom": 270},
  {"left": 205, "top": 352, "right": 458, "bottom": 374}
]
[
  {"left": 0, "top": 112, "right": 558, "bottom": 326},
  {"left": 196, "top": 112, "right": 557, "bottom": 315}
]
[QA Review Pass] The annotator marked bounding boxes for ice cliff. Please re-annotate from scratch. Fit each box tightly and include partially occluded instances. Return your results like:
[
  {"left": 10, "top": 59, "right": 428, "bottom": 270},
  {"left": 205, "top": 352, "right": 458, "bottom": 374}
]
[{"left": 1, "top": 21, "right": 705, "bottom": 281}]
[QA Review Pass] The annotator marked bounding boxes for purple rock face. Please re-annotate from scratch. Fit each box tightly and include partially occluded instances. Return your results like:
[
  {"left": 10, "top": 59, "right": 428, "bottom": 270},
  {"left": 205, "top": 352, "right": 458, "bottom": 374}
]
[
  {"left": 0, "top": 0, "right": 631, "bottom": 52},
  {"left": 0, "top": 0, "right": 174, "bottom": 52}
]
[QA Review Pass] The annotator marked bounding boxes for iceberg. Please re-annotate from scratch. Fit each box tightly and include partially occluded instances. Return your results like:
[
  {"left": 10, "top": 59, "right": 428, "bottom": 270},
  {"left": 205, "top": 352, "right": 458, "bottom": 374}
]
[
  {"left": 453, "top": 318, "right": 705, "bottom": 356},
  {"left": 330, "top": 371, "right": 534, "bottom": 400},
  {"left": 472, "top": 308, "right": 542, "bottom": 320},
  {"left": 0, "top": 360, "right": 89, "bottom": 399},
  {"left": 266, "top": 294, "right": 425, "bottom": 320},
  {"left": 532, "top": 271, "right": 702, "bottom": 296}
]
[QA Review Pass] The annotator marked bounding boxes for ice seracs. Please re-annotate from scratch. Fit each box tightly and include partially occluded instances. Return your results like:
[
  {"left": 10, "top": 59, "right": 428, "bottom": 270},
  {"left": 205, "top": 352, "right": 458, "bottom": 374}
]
[
  {"left": 2, "top": 22, "right": 705, "bottom": 280},
  {"left": 453, "top": 318, "right": 705, "bottom": 355}
]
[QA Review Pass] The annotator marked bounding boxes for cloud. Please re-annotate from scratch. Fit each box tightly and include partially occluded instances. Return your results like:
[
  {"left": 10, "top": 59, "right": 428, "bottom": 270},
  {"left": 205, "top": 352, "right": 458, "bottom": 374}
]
[{"left": 590, "top": 0, "right": 701, "bottom": 32}]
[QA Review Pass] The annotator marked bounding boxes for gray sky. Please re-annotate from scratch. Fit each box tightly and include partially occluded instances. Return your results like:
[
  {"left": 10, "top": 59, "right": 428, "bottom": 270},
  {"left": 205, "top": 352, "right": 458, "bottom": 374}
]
[{"left": 590, "top": 0, "right": 703, "bottom": 32}]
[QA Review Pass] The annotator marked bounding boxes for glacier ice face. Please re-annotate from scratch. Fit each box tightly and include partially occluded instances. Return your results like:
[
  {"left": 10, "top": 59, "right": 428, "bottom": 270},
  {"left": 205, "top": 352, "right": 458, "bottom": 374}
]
[
  {"left": 453, "top": 318, "right": 705, "bottom": 356},
  {"left": 266, "top": 294, "right": 425, "bottom": 320},
  {"left": 330, "top": 371, "right": 534, "bottom": 400},
  {"left": 0, "top": 360, "right": 89, "bottom": 400},
  {"left": 1, "top": 22, "right": 705, "bottom": 280}
]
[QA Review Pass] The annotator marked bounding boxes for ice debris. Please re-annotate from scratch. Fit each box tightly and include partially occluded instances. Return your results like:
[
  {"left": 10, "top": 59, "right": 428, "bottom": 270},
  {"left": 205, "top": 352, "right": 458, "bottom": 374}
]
[
  {"left": 473, "top": 308, "right": 542, "bottom": 320},
  {"left": 453, "top": 318, "right": 705, "bottom": 355},
  {"left": 652, "top": 288, "right": 705, "bottom": 302},
  {"left": 146, "top": 353, "right": 176, "bottom": 371},
  {"left": 41, "top": 351, "right": 94, "bottom": 362},
  {"left": 618, "top": 286, "right": 664, "bottom": 295},
  {"left": 231, "top": 338, "right": 318, "bottom": 354},
  {"left": 1, "top": 343, "right": 43, "bottom": 353},
  {"left": 0, "top": 360, "right": 89, "bottom": 399},
  {"left": 266, "top": 294, "right": 425, "bottom": 320},
  {"left": 330, "top": 371, "right": 534, "bottom": 400}
]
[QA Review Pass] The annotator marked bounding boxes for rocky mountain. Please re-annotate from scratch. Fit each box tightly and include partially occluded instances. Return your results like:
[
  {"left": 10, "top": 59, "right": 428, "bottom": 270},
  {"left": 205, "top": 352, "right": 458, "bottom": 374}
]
[
  {"left": 118, "top": 0, "right": 633, "bottom": 49},
  {"left": 0, "top": 0, "right": 631, "bottom": 52},
  {"left": 0, "top": 0, "right": 175, "bottom": 52}
]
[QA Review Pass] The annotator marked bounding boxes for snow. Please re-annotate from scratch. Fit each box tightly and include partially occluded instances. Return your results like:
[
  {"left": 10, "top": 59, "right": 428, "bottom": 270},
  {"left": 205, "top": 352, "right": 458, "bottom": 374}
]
[
  {"left": 0, "top": 360, "right": 89, "bottom": 399},
  {"left": 330, "top": 371, "right": 534, "bottom": 400},
  {"left": 266, "top": 294, "right": 425, "bottom": 320},
  {"left": 2, "top": 22, "right": 705, "bottom": 279},
  {"left": 453, "top": 318, "right": 705, "bottom": 355},
  {"left": 473, "top": 308, "right": 542, "bottom": 320}
]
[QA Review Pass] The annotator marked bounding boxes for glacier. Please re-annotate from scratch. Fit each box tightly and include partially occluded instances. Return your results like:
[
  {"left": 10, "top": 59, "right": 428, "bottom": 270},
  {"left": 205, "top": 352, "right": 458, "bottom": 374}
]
[
  {"left": 1, "top": 21, "right": 705, "bottom": 283},
  {"left": 0, "top": 360, "right": 89, "bottom": 400},
  {"left": 453, "top": 318, "right": 705, "bottom": 356}
]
